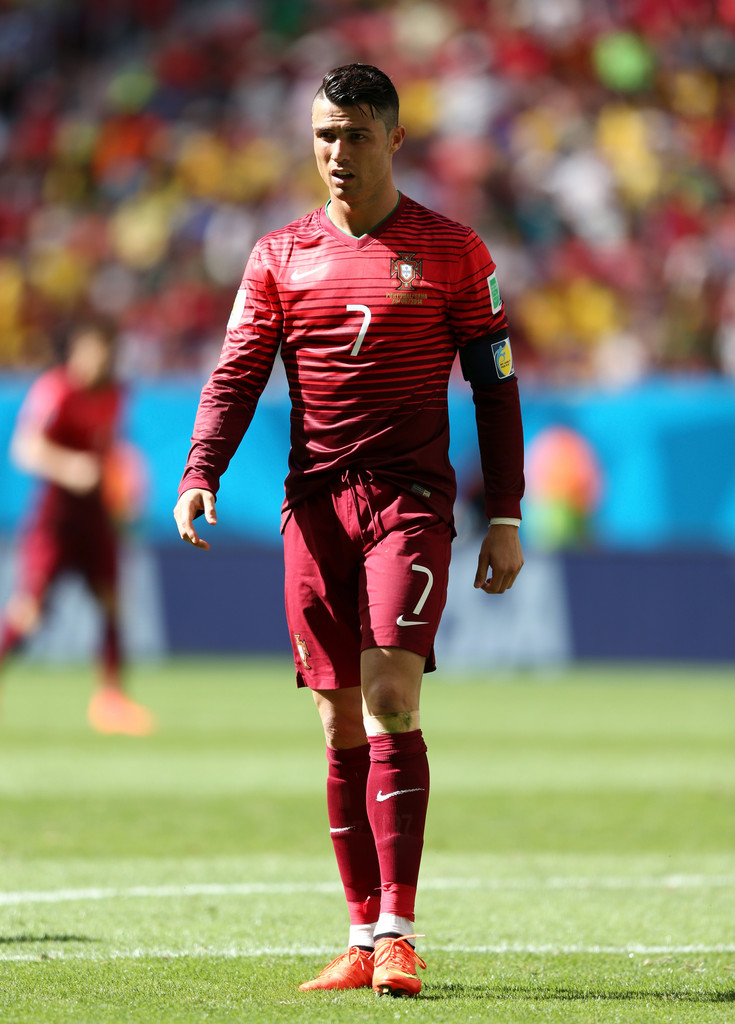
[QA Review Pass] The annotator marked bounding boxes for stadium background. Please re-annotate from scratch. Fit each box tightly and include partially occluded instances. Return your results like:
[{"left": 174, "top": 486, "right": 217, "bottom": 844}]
[{"left": 1, "top": 0, "right": 734, "bottom": 667}]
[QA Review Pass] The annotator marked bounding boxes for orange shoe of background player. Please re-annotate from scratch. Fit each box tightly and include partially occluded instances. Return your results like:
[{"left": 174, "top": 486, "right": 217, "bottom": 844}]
[
  {"left": 87, "top": 687, "right": 156, "bottom": 736},
  {"left": 372, "top": 935, "right": 427, "bottom": 997},
  {"left": 298, "top": 946, "right": 374, "bottom": 991}
]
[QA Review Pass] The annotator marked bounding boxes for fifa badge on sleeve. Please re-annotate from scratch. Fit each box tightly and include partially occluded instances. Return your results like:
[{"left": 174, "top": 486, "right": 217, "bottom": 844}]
[{"left": 491, "top": 338, "right": 514, "bottom": 379}]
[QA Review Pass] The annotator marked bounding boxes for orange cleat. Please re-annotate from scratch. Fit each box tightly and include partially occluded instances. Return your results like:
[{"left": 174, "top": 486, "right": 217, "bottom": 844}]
[
  {"left": 298, "top": 946, "right": 374, "bottom": 991},
  {"left": 372, "top": 935, "right": 426, "bottom": 997},
  {"left": 87, "top": 687, "right": 156, "bottom": 737}
]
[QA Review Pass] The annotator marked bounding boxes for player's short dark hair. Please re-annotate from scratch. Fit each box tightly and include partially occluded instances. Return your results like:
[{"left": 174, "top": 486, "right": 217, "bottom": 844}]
[
  {"left": 315, "top": 64, "right": 399, "bottom": 129},
  {"left": 66, "top": 316, "right": 117, "bottom": 352}
]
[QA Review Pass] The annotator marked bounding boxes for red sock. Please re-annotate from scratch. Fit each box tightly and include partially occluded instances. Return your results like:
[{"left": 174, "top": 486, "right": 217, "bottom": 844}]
[
  {"left": 0, "top": 618, "right": 25, "bottom": 664},
  {"left": 366, "top": 730, "right": 430, "bottom": 921},
  {"left": 326, "top": 744, "right": 381, "bottom": 925},
  {"left": 100, "top": 616, "right": 122, "bottom": 689}
]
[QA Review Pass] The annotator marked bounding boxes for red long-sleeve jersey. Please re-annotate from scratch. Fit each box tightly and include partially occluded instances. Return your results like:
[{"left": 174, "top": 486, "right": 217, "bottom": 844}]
[
  {"left": 18, "top": 365, "right": 123, "bottom": 524},
  {"left": 180, "top": 193, "right": 524, "bottom": 524}
]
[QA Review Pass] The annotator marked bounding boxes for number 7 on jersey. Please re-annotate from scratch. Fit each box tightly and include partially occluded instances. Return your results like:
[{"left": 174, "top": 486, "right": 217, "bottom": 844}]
[{"left": 346, "top": 304, "right": 371, "bottom": 356}]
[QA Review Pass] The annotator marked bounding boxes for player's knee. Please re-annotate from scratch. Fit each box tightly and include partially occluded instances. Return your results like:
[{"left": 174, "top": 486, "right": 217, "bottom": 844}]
[
  {"left": 323, "top": 719, "right": 367, "bottom": 748},
  {"left": 360, "top": 647, "right": 423, "bottom": 719},
  {"left": 93, "top": 586, "right": 118, "bottom": 615},
  {"left": 363, "top": 709, "right": 421, "bottom": 735},
  {"left": 361, "top": 668, "right": 422, "bottom": 723},
  {"left": 7, "top": 593, "right": 42, "bottom": 634},
  {"left": 313, "top": 689, "right": 365, "bottom": 749}
]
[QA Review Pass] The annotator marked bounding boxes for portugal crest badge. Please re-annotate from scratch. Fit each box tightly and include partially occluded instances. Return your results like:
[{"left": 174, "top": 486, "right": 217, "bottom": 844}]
[
  {"left": 294, "top": 633, "right": 311, "bottom": 670},
  {"left": 390, "top": 252, "right": 423, "bottom": 290}
]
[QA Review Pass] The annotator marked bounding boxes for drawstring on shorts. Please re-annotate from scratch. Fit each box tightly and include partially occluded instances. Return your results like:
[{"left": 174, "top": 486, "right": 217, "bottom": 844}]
[{"left": 341, "top": 468, "right": 382, "bottom": 543}]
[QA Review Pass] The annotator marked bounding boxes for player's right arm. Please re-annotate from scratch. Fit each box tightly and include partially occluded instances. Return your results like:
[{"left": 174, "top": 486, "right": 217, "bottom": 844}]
[
  {"left": 176, "top": 242, "right": 284, "bottom": 548},
  {"left": 173, "top": 487, "right": 217, "bottom": 550}
]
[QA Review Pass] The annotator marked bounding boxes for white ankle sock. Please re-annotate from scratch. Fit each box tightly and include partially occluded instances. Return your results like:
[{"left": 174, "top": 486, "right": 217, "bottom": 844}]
[
  {"left": 375, "top": 913, "right": 414, "bottom": 940},
  {"left": 349, "top": 922, "right": 377, "bottom": 949}
]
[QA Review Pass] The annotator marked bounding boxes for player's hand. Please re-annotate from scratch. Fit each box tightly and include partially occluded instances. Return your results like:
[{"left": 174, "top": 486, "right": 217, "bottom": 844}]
[
  {"left": 173, "top": 488, "right": 217, "bottom": 550},
  {"left": 474, "top": 523, "right": 524, "bottom": 594},
  {"left": 64, "top": 451, "right": 103, "bottom": 495}
]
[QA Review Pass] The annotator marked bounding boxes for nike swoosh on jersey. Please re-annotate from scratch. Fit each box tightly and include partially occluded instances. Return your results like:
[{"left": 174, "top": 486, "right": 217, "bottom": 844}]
[
  {"left": 291, "top": 266, "right": 327, "bottom": 281},
  {"left": 396, "top": 615, "right": 429, "bottom": 627},
  {"left": 329, "top": 825, "right": 356, "bottom": 833},
  {"left": 376, "top": 787, "right": 425, "bottom": 802}
]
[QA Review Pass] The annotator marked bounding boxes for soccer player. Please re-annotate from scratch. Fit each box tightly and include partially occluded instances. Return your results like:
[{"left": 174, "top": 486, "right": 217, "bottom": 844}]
[
  {"left": 0, "top": 320, "right": 155, "bottom": 736},
  {"left": 174, "top": 64, "right": 524, "bottom": 996}
]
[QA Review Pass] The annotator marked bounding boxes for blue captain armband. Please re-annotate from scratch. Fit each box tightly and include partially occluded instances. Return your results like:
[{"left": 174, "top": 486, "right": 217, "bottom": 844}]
[{"left": 459, "top": 334, "right": 515, "bottom": 384}]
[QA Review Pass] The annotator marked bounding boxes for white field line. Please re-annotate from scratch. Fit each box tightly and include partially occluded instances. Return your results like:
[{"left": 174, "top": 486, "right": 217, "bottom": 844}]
[
  {"left": 2, "top": 943, "right": 735, "bottom": 963},
  {"left": 2, "top": 874, "right": 735, "bottom": 908},
  {"left": 0, "top": 881, "right": 339, "bottom": 907}
]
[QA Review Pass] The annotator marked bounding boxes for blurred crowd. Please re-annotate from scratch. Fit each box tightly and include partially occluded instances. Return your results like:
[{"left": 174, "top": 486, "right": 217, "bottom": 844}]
[{"left": 1, "top": 0, "right": 735, "bottom": 384}]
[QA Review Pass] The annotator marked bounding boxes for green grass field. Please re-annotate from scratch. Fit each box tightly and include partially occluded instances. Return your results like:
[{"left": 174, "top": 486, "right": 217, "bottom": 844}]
[{"left": 0, "top": 657, "right": 733, "bottom": 1023}]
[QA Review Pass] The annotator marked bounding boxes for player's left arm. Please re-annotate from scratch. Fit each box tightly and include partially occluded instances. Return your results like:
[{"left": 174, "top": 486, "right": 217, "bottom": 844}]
[
  {"left": 450, "top": 232, "right": 525, "bottom": 594},
  {"left": 474, "top": 522, "right": 523, "bottom": 594},
  {"left": 467, "top": 375, "right": 524, "bottom": 594}
]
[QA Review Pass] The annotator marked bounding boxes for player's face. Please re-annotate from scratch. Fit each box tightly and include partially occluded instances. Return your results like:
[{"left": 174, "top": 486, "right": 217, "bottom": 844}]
[
  {"left": 312, "top": 98, "right": 404, "bottom": 205},
  {"left": 67, "top": 331, "right": 115, "bottom": 388}
]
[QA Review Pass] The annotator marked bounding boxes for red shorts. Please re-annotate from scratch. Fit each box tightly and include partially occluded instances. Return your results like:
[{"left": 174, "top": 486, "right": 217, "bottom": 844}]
[
  {"left": 19, "top": 506, "right": 118, "bottom": 602},
  {"left": 282, "top": 473, "right": 452, "bottom": 690}
]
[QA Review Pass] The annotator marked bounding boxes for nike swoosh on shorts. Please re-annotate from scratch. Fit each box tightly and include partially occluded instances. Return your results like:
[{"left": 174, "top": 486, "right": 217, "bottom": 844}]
[{"left": 395, "top": 616, "right": 429, "bottom": 627}]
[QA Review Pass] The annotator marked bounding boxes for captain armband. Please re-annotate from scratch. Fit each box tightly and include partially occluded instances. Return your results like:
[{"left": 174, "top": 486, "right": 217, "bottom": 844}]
[{"left": 459, "top": 334, "right": 515, "bottom": 385}]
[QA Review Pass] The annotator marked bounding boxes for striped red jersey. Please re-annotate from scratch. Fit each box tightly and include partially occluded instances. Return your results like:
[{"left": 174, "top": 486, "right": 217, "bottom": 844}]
[
  {"left": 180, "top": 193, "right": 524, "bottom": 523},
  {"left": 17, "top": 365, "right": 123, "bottom": 522}
]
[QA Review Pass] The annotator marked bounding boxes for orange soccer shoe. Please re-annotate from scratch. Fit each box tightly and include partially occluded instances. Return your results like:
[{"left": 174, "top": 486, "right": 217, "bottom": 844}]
[
  {"left": 372, "top": 935, "right": 427, "bottom": 997},
  {"left": 87, "top": 687, "right": 156, "bottom": 737},
  {"left": 298, "top": 946, "right": 375, "bottom": 991}
]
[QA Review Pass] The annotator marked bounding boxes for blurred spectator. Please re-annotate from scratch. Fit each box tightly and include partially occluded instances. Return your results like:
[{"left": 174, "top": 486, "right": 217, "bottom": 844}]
[
  {"left": 0, "top": 0, "right": 735, "bottom": 383},
  {"left": 524, "top": 425, "right": 603, "bottom": 549}
]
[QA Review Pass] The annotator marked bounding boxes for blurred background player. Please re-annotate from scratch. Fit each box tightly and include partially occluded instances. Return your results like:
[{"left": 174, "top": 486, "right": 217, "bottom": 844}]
[{"left": 0, "top": 320, "right": 155, "bottom": 736}]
